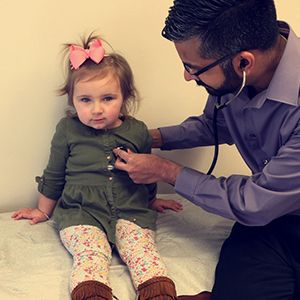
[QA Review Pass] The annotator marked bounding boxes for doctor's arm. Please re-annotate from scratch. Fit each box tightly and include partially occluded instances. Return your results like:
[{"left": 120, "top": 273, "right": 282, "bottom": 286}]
[{"left": 113, "top": 104, "right": 231, "bottom": 185}]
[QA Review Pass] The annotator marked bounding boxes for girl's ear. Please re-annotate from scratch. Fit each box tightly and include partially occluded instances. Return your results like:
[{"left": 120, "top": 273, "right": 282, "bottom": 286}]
[
  {"left": 120, "top": 99, "right": 128, "bottom": 116},
  {"left": 66, "top": 106, "right": 77, "bottom": 118}
]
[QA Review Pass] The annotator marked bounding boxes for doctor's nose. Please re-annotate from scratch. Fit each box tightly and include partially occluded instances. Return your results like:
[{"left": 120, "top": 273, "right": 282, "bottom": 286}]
[{"left": 184, "top": 70, "right": 197, "bottom": 82}]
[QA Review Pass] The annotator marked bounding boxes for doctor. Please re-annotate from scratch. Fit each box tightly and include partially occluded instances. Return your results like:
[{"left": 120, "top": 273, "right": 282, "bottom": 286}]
[{"left": 114, "top": 0, "right": 300, "bottom": 299}]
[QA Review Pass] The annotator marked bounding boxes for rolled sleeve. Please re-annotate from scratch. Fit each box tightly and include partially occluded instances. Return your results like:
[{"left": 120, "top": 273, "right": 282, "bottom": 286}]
[
  {"left": 37, "top": 118, "right": 69, "bottom": 200},
  {"left": 36, "top": 176, "right": 63, "bottom": 201}
]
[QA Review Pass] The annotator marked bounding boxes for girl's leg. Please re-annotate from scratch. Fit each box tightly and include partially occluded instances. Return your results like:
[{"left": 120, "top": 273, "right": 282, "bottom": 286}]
[
  {"left": 115, "top": 219, "right": 167, "bottom": 287},
  {"left": 116, "top": 219, "right": 176, "bottom": 299},
  {"left": 59, "top": 225, "right": 112, "bottom": 292}
]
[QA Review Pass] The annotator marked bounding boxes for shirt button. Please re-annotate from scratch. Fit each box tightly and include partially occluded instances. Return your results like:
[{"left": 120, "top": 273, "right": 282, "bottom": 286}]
[
  {"left": 107, "top": 164, "right": 114, "bottom": 171},
  {"left": 108, "top": 177, "right": 113, "bottom": 181},
  {"left": 263, "top": 159, "right": 268, "bottom": 165},
  {"left": 132, "top": 218, "right": 136, "bottom": 222},
  {"left": 106, "top": 155, "right": 111, "bottom": 160}
]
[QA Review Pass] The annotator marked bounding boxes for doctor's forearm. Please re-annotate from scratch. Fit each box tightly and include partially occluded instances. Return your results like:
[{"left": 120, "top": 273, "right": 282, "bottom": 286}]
[{"left": 159, "top": 158, "right": 183, "bottom": 185}]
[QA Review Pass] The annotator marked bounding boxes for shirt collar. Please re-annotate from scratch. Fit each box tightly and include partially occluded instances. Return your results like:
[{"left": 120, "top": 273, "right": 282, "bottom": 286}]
[
  {"left": 265, "top": 21, "right": 300, "bottom": 107},
  {"left": 210, "top": 22, "right": 299, "bottom": 110}
]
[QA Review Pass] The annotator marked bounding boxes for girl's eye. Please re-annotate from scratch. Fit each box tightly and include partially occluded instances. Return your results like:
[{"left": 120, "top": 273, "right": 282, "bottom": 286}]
[
  {"left": 80, "top": 97, "right": 90, "bottom": 103},
  {"left": 103, "top": 96, "right": 114, "bottom": 102}
]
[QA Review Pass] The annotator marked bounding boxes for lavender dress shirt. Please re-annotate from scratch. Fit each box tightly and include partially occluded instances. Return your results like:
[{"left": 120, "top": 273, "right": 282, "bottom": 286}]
[{"left": 159, "top": 22, "right": 300, "bottom": 225}]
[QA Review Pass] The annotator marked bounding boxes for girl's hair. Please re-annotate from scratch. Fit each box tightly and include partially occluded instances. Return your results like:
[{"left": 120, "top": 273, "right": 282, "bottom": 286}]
[
  {"left": 58, "top": 33, "right": 140, "bottom": 116},
  {"left": 162, "top": 0, "right": 279, "bottom": 59}
]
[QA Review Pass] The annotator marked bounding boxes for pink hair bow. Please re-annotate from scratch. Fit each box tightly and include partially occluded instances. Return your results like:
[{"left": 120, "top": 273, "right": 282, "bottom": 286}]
[{"left": 69, "top": 39, "right": 105, "bottom": 70}]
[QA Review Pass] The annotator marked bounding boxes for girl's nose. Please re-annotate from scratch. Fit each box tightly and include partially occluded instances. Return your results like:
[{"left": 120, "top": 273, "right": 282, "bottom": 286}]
[{"left": 92, "top": 102, "right": 103, "bottom": 114}]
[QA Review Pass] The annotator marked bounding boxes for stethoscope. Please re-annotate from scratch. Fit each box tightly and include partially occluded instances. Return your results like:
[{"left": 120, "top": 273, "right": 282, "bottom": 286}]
[{"left": 206, "top": 70, "right": 247, "bottom": 175}]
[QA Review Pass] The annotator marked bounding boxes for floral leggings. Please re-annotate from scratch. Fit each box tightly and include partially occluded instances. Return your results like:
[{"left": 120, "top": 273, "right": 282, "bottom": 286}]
[{"left": 60, "top": 219, "right": 168, "bottom": 291}]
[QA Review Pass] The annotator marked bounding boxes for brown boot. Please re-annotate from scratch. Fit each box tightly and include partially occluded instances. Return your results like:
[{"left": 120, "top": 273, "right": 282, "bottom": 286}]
[
  {"left": 138, "top": 276, "right": 177, "bottom": 300},
  {"left": 71, "top": 280, "right": 113, "bottom": 300},
  {"left": 176, "top": 291, "right": 211, "bottom": 300}
]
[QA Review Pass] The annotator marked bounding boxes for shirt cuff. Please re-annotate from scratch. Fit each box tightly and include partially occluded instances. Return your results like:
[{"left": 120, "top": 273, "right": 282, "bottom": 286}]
[
  {"left": 36, "top": 176, "right": 61, "bottom": 201},
  {"left": 174, "top": 167, "right": 206, "bottom": 202},
  {"left": 159, "top": 126, "right": 181, "bottom": 150}
]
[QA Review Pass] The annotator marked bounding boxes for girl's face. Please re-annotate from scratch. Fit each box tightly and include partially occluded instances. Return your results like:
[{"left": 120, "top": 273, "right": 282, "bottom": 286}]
[{"left": 73, "top": 71, "right": 124, "bottom": 130}]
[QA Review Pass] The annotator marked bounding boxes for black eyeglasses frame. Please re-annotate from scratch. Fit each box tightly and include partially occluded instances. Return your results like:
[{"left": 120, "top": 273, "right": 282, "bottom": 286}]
[{"left": 183, "top": 52, "right": 237, "bottom": 77}]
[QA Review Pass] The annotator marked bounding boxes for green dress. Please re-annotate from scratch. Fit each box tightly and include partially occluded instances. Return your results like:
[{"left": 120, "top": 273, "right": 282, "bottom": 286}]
[{"left": 37, "top": 116, "right": 157, "bottom": 243}]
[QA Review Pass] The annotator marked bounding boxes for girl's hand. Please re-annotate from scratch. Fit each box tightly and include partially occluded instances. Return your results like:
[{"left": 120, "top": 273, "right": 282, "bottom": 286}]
[
  {"left": 150, "top": 198, "right": 183, "bottom": 213},
  {"left": 11, "top": 208, "right": 50, "bottom": 225}
]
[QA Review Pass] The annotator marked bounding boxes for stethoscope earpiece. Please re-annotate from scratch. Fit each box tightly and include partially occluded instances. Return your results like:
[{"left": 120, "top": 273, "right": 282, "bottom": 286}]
[{"left": 239, "top": 59, "right": 249, "bottom": 69}]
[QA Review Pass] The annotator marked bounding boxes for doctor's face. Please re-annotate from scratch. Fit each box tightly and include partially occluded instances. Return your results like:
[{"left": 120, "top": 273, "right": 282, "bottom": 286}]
[{"left": 174, "top": 37, "right": 242, "bottom": 97}]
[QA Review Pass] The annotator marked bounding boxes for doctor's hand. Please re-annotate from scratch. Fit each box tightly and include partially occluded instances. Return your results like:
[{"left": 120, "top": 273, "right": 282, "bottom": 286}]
[{"left": 113, "top": 148, "right": 183, "bottom": 185}]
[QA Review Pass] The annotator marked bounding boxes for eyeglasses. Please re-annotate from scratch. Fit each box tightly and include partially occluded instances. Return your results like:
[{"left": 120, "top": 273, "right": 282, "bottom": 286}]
[{"left": 183, "top": 52, "right": 235, "bottom": 77}]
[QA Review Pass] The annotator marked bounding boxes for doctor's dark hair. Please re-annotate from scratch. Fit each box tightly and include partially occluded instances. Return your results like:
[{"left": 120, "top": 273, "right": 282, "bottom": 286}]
[
  {"left": 162, "top": 0, "right": 279, "bottom": 59},
  {"left": 59, "top": 33, "right": 140, "bottom": 116}
]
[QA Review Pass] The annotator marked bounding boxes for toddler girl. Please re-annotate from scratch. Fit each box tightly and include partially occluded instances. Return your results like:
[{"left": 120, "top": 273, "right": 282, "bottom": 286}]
[{"left": 12, "top": 34, "right": 182, "bottom": 300}]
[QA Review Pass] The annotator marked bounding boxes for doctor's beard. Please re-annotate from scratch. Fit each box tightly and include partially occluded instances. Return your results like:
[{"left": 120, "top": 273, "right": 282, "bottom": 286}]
[{"left": 196, "top": 62, "right": 243, "bottom": 97}]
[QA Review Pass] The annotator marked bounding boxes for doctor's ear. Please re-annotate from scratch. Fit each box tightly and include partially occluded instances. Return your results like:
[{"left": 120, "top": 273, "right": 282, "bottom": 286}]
[{"left": 233, "top": 51, "right": 254, "bottom": 74}]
